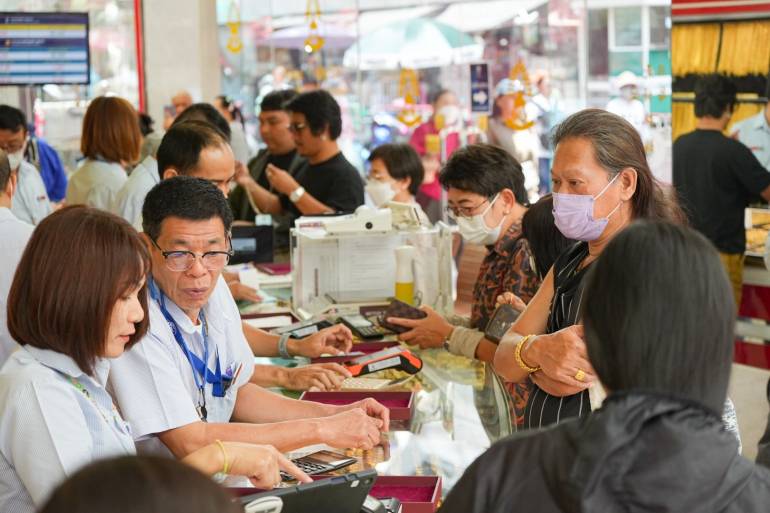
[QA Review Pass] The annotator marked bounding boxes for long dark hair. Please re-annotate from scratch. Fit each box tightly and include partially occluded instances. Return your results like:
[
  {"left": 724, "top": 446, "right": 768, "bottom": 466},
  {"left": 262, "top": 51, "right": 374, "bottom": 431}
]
[
  {"left": 552, "top": 108, "right": 686, "bottom": 224},
  {"left": 39, "top": 455, "right": 241, "bottom": 513},
  {"left": 582, "top": 221, "right": 735, "bottom": 414},
  {"left": 522, "top": 194, "right": 575, "bottom": 279}
]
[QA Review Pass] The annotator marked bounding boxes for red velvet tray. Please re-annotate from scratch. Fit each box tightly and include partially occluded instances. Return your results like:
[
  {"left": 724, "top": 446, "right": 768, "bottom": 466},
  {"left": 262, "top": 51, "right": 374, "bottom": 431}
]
[
  {"left": 310, "top": 475, "right": 440, "bottom": 513},
  {"left": 310, "top": 341, "right": 400, "bottom": 364},
  {"left": 298, "top": 391, "right": 414, "bottom": 421},
  {"left": 371, "top": 476, "right": 441, "bottom": 513}
]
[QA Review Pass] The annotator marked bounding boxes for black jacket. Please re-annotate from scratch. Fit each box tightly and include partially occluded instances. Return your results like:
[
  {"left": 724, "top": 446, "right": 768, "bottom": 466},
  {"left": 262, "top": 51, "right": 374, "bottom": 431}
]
[{"left": 440, "top": 391, "right": 770, "bottom": 513}]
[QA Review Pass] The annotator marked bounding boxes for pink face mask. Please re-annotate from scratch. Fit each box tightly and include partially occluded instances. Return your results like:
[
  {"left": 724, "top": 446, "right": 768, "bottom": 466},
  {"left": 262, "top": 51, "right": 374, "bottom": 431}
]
[{"left": 552, "top": 174, "right": 622, "bottom": 241}]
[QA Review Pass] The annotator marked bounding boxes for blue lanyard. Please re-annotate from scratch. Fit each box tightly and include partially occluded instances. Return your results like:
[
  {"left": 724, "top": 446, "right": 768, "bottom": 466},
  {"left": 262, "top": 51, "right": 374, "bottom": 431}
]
[{"left": 148, "top": 279, "right": 228, "bottom": 400}]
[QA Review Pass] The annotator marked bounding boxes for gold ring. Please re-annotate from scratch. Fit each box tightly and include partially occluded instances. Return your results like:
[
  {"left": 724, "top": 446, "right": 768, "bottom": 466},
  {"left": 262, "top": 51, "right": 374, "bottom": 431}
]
[{"left": 575, "top": 369, "right": 586, "bottom": 382}]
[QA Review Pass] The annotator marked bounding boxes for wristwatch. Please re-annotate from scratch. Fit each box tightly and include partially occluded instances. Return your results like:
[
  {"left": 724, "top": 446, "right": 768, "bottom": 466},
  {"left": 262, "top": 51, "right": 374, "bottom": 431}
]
[{"left": 289, "top": 186, "right": 305, "bottom": 203}]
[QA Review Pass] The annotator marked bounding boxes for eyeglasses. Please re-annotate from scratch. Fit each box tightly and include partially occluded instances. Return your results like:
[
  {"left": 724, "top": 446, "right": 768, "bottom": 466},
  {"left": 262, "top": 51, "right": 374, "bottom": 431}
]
[
  {"left": 445, "top": 196, "right": 495, "bottom": 219},
  {"left": 150, "top": 238, "right": 233, "bottom": 272},
  {"left": 288, "top": 122, "right": 308, "bottom": 133}
]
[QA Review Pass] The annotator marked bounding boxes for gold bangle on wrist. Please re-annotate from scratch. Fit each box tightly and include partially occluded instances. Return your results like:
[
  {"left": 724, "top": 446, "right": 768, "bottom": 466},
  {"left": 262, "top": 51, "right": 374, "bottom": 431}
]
[
  {"left": 515, "top": 335, "right": 541, "bottom": 373},
  {"left": 215, "top": 439, "right": 229, "bottom": 474}
]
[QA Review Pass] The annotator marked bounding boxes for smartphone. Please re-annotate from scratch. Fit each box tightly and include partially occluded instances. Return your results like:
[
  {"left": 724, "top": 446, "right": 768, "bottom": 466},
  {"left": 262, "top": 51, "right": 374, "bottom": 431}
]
[
  {"left": 281, "top": 450, "right": 358, "bottom": 481},
  {"left": 163, "top": 104, "right": 175, "bottom": 118},
  {"left": 340, "top": 314, "right": 389, "bottom": 339},
  {"left": 484, "top": 304, "right": 521, "bottom": 343}
]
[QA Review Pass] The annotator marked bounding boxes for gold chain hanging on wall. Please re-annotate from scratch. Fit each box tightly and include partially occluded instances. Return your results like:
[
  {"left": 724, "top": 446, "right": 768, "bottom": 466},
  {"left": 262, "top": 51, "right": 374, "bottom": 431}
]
[
  {"left": 397, "top": 68, "right": 422, "bottom": 127},
  {"left": 226, "top": 0, "right": 243, "bottom": 53},
  {"left": 304, "top": 0, "right": 325, "bottom": 53}
]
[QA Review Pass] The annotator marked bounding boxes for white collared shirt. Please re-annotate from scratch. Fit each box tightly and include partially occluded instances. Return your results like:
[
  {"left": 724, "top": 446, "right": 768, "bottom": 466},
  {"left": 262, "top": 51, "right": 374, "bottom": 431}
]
[
  {"left": 0, "top": 347, "right": 135, "bottom": 513},
  {"left": 109, "top": 276, "right": 255, "bottom": 455},
  {"left": 11, "top": 161, "right": 51, "bottom": 226},
  {"left": 0, "top": 208, "right": 33, "bottom": 366},
  {"left": 65, "top": 158, "right": 127, "bottom": 211},
  {"left": 732, "top": 110, "right": 770, "bottom": 172},
  {"left": 111, "top": 156, "right": 159, "bottom": 230}
]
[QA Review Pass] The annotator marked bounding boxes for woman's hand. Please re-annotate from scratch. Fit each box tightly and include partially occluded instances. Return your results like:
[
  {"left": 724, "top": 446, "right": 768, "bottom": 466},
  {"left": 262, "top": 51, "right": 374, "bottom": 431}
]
[
  {"left": 225, "top": 442, "right": 311, "bottom": 487},
  {"left": 523, "top": 325, "right": 596, "bottom": 393},
  {"left": 266, "top": 164, "right": 300, "bottom": 195},
  {"left": 386, "top": 305, "right": 453, "bottom": 349},
  {"left": 278, "top": 363, "right": 351, "bottom": 391},
  {"left": 290, "top": 324, "right": 354, "bottom": 357},
  {"left": 495, "top": 292, "right": 527, "bottom": 312}
]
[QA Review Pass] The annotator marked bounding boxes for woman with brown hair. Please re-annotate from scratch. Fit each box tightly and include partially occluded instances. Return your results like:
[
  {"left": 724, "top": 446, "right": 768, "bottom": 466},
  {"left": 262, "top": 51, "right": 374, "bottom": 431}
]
[
  {"left": 494, "top": 108, "right": 685, "bottom": 429},
  {"left": 66, "top": 96, "right": 142, "bottom": 210},
  {"left": 0, "top": 206, "right": 307, "bottom": 513}
]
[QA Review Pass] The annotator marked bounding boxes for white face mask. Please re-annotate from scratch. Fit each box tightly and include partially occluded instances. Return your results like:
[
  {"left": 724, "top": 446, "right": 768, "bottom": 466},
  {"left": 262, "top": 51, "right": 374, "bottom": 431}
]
[
  {"left": 7, "top": 149, "right": 23, "bottom": 171},
  {"left": 365, "top": 179, "right": 396, "bottom": 208},
  {"left": 437, "top": 105, "right": 460, "bottom": 127},
  {"left": 455, "top": 194, "right": 503, "bottom": 245}
]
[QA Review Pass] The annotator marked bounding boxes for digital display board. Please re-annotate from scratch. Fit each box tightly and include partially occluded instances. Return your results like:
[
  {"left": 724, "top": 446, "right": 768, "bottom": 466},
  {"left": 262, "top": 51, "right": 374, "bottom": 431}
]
[{"left": 0, "top": 12, "right": 89, "bottom": 85}]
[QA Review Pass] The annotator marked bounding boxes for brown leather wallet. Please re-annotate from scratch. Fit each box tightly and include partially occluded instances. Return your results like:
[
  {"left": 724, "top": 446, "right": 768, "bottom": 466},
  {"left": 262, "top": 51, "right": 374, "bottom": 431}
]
[{"left": 378, "top": 299, "right": 427, "bottom": 334}]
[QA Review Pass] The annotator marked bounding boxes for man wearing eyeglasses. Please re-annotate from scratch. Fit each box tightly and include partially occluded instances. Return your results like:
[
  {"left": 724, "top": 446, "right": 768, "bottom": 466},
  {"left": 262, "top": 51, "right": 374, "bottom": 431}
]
[
  {"left": 110, "top": 176, "right": 389, "bottom": 458},
  {"left": 234, "top": 89, "right": 363, "bottom": 222}
]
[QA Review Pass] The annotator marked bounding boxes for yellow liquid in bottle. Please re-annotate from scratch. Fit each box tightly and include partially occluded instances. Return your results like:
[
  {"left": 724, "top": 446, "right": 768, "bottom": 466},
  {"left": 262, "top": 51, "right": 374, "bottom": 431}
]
[{"left": 395, "top": 282, "right": 415, "bottom": 305}]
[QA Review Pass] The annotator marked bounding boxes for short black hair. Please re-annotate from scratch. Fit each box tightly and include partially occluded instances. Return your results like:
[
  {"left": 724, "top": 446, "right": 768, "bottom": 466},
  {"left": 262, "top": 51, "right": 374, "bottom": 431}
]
[
  {"left": 156, "top": 120, "right": 229, "bottom": 179},
  {"left": 368, "top": 143, "right": 424, "bottom": 196},
  {"left": 260, "top": 89, "right": 298, "bottom": 112},
  {"left": 284, "top": 89, "right": 342, "bottom": 140},
  {"left": 439, "top": 143, "right": 528, "bottom": 205},
  {"left": 521, "top": 194, "right": 574, "bottom": 279},
  {"left": 0, "top": 105, "right": 27, "bottom": 133},
  {"left": 39, "top": 455, "right": 241, "bottom": 513},
  {"left": 138, "top": 112, "right": 154, "bottom": 136},
  {"left": 765, "top": 72, "right": 770, "bottom": 101},
  {"left": 694, "top": 74, "right": 737, "bottom": 119},
  {"left": 171, "top": 102, "right": 231, "bottom": 141},
  {"left": 142, "top": 176, "right": 234, "bottom": 241},
  {"left": 582, "top": 221, "right": 735, "bottom": 414},
  {"left": 0, "top": 149, "right": 10, "bottom": 190}
]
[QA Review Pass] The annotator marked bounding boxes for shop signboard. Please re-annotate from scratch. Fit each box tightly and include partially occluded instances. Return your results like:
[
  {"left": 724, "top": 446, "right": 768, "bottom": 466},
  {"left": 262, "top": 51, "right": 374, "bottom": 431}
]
[{"left": 470, "top": 62, "right": 490, "bottom": 113}]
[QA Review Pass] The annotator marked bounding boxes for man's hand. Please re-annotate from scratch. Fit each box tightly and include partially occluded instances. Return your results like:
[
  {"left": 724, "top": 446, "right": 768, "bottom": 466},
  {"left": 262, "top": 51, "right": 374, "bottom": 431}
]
[
  {"left": 227, "top": 280, "right": 262, "bottom": 303},
  {"left": 278, "top": 363, "right": 351, "bottom": 391},
  {"left": 266, "top": 163, "right": 300, "bottom": 195},
  {"left": 334, "top": 397, "right": 390, "bottom": 433},
  {"left": 387, "top": 305, "right": 453, "bottom": 349},
  {"left": 495, "top": 292, "right": 527, "bottom": 312},
  {"left": 318, "top": 409, "right": 385, "bottom": 450},
  {"left": 234, "top": 161, "right": 257, "bottom": 189},
  {"left": 289, "top": 324, "right": 354, "bottom": 358},
  {"left": 225, "top": 442, "right": 311, "bottom": 487}
]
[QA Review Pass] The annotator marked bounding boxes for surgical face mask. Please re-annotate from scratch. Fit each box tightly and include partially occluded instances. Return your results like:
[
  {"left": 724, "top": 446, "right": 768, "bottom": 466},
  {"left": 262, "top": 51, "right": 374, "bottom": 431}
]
[
  {"left": 437, "top": 105, "right": 460, "bottom": 127},
  {"left": 455, "top": 194, "right": 503, "bottom": 245},
  {"left": 365, "top": 179, "right": 396, "bottom": 207},
  {"left": 7, "top": 149, "right": 23, "bottom": 171},
  {"left": 552, "top": 174, "right": 622, "bottom": 242}
]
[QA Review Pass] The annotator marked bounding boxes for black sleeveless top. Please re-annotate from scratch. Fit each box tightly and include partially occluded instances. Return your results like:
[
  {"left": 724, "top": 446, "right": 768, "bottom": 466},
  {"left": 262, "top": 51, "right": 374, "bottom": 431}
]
[{"left": 523, "top": 242, "right": 592, "bottom": 429}]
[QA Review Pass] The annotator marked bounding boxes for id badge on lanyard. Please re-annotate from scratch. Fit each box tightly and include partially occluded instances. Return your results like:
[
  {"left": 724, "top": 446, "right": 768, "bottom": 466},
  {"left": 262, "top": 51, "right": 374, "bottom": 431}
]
[{"left": 148, "top": 279, "right": 231, "bottom": 422}]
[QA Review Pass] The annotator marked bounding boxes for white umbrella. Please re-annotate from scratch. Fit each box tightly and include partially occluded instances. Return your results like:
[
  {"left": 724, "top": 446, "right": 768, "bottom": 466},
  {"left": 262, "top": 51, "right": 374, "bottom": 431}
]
[
  {"left": 343, "top": 17, "right": 484, "bottom": 70},
  {"left": 261, "top": 24, "right": 356, "bottom": 50}
]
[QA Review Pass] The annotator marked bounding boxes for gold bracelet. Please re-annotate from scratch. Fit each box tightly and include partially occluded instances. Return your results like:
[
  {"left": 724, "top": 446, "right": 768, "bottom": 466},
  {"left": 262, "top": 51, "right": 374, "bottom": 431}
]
[
  {"left": 215, "top": 439, "right": 229, "bottom": 474},
  {"left": 515, "top": 335, "right": 541, "bottom": 373}
]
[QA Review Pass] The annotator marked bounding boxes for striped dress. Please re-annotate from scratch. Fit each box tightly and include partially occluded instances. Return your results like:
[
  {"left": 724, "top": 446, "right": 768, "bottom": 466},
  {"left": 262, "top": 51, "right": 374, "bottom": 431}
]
[{"left": 524, "top": 242, "right": 591, "bottom": 429}]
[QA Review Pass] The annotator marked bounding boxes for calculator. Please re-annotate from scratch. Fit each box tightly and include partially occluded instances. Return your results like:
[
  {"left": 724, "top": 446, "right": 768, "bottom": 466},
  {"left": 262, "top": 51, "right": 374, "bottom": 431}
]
[
  {"left": 339, "top": 314, "right": 392, "bottom": 340},
  {"left": 280, "top": 450, "right": 358, "bottom": 481}
]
